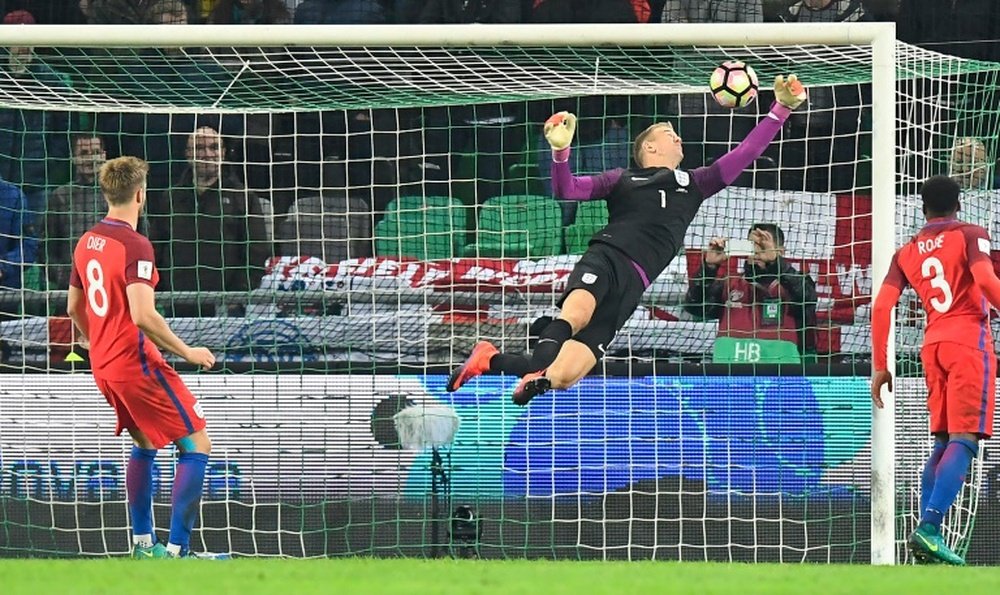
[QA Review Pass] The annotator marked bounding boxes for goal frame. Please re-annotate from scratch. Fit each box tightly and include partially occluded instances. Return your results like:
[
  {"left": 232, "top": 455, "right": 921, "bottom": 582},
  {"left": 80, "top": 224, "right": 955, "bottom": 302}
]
[{"left": 3, "top": 22, "right": 897, "bottom": 564}]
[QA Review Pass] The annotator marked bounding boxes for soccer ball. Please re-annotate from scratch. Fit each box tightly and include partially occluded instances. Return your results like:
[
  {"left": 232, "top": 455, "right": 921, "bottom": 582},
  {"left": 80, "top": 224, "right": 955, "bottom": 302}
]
[{"left": 710, "top": 61, "right": 759, "bottom": 109}]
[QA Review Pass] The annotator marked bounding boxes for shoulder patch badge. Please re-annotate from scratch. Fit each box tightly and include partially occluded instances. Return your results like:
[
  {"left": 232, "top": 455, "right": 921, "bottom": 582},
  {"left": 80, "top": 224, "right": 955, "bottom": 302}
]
[{"left": 137, "top": 260, "right": 153, "bottom": 280}]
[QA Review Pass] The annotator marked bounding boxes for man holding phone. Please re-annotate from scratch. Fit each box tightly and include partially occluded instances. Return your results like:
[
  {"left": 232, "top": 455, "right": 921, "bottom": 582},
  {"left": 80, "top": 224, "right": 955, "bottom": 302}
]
[{"left": 685, "top": 223, "right": 818, "bottom": 363}]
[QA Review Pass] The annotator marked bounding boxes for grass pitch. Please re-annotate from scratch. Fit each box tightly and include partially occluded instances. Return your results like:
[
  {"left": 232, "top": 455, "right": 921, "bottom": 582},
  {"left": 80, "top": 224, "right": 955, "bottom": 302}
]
[{"left": 3, "top": 558, "right": 998, "bottom": 595}]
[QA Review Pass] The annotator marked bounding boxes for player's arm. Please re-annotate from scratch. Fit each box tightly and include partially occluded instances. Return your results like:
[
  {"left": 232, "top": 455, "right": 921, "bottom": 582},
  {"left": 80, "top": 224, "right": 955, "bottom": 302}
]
[
  {"left": 126, "top": 282, "right": 215, "bottom": 370},
  {"left": 66, "top": 285, "right": 89, "bottom": 344},
  {"left": 66, "top": 259, "right": 89, "bottom": 346},
  {"left": 683, "top": 238, "right": 727, "bottom": 319},
  {"left": 971, "top": 261, "right": 1000, "bottom": 309},
  {"left": 545, "top": 111, "right": 623, "bottom": 200},
  {"left": 963, "top": 226, "right": 1000, "bottom": 309},
  {"left": 870, "top": 253, "right": 907, "bottom": 408},
  {"left": 690, "top": 75, "right": 807, "bottom": 200}
]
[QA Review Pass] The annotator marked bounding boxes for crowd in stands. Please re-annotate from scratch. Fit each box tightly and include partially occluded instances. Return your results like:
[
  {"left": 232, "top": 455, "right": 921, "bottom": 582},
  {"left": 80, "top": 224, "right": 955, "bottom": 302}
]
[{"left": 0, "top": 0, "right": 996, "bottom": 360}]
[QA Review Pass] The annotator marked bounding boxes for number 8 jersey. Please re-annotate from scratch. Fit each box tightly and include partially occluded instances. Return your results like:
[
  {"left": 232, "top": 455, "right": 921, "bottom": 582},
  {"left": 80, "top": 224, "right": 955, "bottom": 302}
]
[
  {"left": 70, "top": 217, "right": 167, "bottom": 380},
  {"left": 884, "top": 217, "right": 994, "bottom": 351}
]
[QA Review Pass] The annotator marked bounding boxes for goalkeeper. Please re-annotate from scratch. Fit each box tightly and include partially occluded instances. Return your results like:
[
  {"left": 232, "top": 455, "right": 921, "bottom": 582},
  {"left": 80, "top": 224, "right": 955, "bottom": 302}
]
[{"left": 449, "top": 75, "right": 807, "bottom": 405}]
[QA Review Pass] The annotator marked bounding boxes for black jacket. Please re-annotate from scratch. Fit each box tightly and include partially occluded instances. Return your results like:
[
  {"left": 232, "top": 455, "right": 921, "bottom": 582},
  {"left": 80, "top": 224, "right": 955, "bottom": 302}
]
[{"left": 149, "top": 167, "right": 271, "bottom": 313}]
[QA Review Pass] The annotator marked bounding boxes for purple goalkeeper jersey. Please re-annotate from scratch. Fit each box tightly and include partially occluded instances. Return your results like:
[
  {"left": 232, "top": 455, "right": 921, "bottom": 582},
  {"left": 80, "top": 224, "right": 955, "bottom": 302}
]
[{"left": 551, "top": 101, "right": 792, "bottom": 284}]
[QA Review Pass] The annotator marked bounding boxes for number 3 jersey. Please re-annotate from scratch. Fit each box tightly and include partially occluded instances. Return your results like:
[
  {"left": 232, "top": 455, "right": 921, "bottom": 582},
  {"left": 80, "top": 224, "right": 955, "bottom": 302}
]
[
  {"left": 70, "top": 218, "right": 167, "bottom": 380},
  {"left": 883, "top": 217, "right": 994, "bottom": 351}
]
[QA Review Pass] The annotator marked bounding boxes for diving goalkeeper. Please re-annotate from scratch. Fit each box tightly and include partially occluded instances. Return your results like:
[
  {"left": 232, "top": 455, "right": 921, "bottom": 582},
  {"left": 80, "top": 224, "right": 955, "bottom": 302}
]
[{"left": 449, "top": 75, "right": 807, "bottom": 406}]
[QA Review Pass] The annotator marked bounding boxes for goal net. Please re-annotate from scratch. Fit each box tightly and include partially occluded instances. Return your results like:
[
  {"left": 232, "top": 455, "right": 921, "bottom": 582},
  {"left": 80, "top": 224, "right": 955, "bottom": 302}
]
[{"left": 1, "top": 24, "right": 998, "bottom": 563}]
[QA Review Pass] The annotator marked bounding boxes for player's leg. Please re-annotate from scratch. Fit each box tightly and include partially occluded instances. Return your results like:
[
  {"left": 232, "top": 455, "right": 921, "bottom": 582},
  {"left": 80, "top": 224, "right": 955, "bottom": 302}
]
[
  {"left": 511, "top": 339, "right": 598, "bottom": 405},
  {"left": 447, "top": 246, "right": 615, "bottom": 392},
  {"left": 512, "top": 248, "right": 644, "bottom": 406},
  {"left": 167, "top": 428, "right": 214, "bottom": 558},
  {"left": 500, "top": 288, "right": 595, "bottom": 370},
  {"left": 94, "top": 377, "right": 170, "bottom": 559},
  {"left": 910, "top": 343, "right": 993, "bottom": 565},
  {"left": 124, "top": 426, "right": 167, "bottom": 558},
  {"left": 448, "top": 288, "right": 598, "bottom": 392},
  {"left": 919, "top": 433, "right": 948, "bottom": 521},
  {"left": 917, "top": 345, "right": 949, "bottom": 524}
]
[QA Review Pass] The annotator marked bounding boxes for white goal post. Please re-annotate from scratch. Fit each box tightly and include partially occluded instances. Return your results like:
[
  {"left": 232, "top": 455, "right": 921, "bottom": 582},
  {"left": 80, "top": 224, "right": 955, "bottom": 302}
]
[{"left": 1, "top": 22, "right": 900, "bottom": 563}]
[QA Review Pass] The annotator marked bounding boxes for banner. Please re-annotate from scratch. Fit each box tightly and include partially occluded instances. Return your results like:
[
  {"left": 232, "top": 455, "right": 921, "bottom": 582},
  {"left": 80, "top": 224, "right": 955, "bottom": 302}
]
[{"left": 2, "top": 374, "right": 877, "bottom": 502}]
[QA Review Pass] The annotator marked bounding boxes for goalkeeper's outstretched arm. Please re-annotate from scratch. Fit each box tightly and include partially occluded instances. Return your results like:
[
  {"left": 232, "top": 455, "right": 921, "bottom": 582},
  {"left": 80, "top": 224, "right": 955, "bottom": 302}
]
[
  {"left": 690, "top": 74, "right": 807, "bottom": 200},
  {"left": 545, "top": 111, "right": 624, "bottom": 200}
]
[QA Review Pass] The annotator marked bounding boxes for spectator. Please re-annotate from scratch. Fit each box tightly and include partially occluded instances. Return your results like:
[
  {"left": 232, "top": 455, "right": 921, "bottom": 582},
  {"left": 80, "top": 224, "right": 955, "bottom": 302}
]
[
  {"left": 294, "top": 0, "right": 387, "bottom": 23},
  {"left": 0, "top": 10, "right": 73, "bottom": 217},
  {"left": 950, "top": 137, "right": 991, "bottom": 190},
  {"left": 97, "top": 2, "right": 229, "bottom": 192},
  {"left": 417, "top": 0, "right": 520, "bottom": 23},
  {"left": 78, "top": 0, "right": 96, "bottom": 22},
  {"left": 0, "top": 174, "right": 38, "bottom": 292},
  {"left": 44, "top": 134, "right": 107, "bottom": 290},
  {"left": 149, "top": 124, "right": 271, "bottom": 316},
  {"left": 87, "top": 0, "right": 165, "bottom": 23},
  {"left": 530, "top": 0, "right": 650, "bottom": 23},
  {"left": 208, "top": 0, "right": 292, "bottom": 24},
  {"left": 661, "top": 0, "right": 761, "bottom": 23},
  {"left": 685, "top": 224, "right": 817, "bottom": 361},
  {"left": 779, "top": 0, "right": 867, "bottom": 23},
  {"left": 148, "top": 0, "right": 195, "bottom": 23}
]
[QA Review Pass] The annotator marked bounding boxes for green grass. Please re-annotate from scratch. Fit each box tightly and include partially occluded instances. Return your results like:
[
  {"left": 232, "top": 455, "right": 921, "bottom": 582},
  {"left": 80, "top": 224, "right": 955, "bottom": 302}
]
[{"left": 3, "top": 559, "right": 999, "bottom": 595}]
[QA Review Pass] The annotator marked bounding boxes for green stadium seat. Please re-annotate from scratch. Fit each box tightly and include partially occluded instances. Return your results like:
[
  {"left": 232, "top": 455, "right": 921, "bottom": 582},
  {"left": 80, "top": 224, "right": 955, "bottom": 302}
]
[
  {"left": 564, "top": 200, "right": 608, "bottom": 255},
  {"left": 506, "top": 126, "right": 545, "bottom": 196},
  {"left": 374, "top": 196, "right": 466, "bottom": 261},
  {"left": 464, "top": 194, "right": 562, "bottom": 258}
]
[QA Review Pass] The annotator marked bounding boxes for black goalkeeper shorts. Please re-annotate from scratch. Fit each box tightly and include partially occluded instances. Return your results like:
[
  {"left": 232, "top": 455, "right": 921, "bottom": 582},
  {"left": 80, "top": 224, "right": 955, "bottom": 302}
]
[{"left": 558, "top": 242, "right": 647, "bottom": 359}]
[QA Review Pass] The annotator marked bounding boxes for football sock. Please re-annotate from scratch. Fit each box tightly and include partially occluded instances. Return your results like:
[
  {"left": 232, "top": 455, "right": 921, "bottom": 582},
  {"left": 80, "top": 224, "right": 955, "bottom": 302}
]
[
  {"left": 489, "top": 353, "right": 532, "bottom": 377},
  {"left": 920, "top": 437, "right": 948, "bottom": 518},
  {"left": 168, "top": 452, "right": 209, "bottom": 551},
  {"left": 527, "top": 318, "right": 573, "bottom": 371},
  {"left": 921, "top": 437, "right": 978, "bottom": 529},
  {"left": 127, "top": 446, "right": 157, "bottom": 542}
]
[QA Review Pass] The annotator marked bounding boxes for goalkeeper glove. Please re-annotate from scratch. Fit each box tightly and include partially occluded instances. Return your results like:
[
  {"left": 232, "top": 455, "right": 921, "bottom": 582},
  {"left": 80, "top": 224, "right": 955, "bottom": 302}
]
[
  {"left": 774, "top": 74, "right": 806, "bottom": 110},
  {"left": 544, "top": 111, "right": 577, "bottom": 151}
]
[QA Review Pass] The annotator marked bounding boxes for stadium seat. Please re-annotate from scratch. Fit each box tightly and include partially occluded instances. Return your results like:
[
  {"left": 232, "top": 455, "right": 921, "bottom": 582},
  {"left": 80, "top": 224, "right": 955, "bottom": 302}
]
[
  {"left": 464, "top": 194, "right": 562, "bottom": 258},
  {"left": 564, "top": 200, "right": 608, "bottom": 254},
  {"left": 374, "top": 195, "right": 466, "bottom": 260},
  {"left": 277, "top": 193, "right": 372, "bottom": 264},
  {"left": 506, "top": 127, "right": 545, "bottom": 197}
]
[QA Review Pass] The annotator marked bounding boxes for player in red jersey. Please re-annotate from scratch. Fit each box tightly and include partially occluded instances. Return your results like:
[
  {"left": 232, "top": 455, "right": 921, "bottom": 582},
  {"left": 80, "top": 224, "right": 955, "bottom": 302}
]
[
  {"left": 871, "top": 175, "right": 1000, "bottom": 565},
  {"left": 66, "top": 156, "right": 224, "bottom": 560}
]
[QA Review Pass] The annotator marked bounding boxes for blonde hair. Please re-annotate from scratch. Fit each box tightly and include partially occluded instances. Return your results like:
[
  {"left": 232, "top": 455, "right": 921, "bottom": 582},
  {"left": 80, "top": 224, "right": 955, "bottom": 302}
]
[
  {"left": 99, "top": 156, "right": 148, "bottom": 206},
  {"left": 632, "top": 122, "right": 673, "bottom": 167}
]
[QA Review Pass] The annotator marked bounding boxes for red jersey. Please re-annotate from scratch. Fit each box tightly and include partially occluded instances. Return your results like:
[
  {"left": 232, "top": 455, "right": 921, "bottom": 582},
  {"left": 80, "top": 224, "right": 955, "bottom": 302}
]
[
  {"left": 69, "top": 218, "right": 167, "bottom": 381},
  {"left": 883, "top": 217, "right": 994, "bottom": 351}
]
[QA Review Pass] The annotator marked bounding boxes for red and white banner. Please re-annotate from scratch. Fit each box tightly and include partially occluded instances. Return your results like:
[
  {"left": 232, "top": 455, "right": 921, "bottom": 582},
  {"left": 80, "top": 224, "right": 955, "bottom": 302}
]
[{"left": 262, "top": 255, "right": 579, "bottom": 294}]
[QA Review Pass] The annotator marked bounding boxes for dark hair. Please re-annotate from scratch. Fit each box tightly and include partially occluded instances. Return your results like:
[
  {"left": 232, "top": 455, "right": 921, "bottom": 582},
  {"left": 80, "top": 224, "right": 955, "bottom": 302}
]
[
  {"left": 921, "top": 175, "right": 961, "bottom": 216},
  {"left": 749, "top": 222, "right": 784, "bottom": 247}
]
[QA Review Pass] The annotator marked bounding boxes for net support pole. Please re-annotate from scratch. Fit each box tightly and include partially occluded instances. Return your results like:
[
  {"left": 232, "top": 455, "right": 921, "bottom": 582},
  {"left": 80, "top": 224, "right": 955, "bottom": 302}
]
[{"left": 869, "top": 22, "right": 897, "bottom": 566}]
